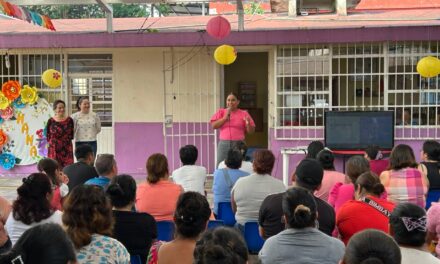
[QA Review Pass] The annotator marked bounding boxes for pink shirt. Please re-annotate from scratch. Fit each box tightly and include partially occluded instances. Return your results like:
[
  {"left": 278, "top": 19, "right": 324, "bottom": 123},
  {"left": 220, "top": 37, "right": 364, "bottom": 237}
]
[
  {"left": 427, "top": 203, "right": 440, "bottom": 256},
  {"left": 315, "top": 170, "right": 346, "bottom": 202},
  {"left": 370, "top": 159, "right": 389, "bottom": 176},
  {"left": 210, "top": 108, "right": 255, "bottom": 141},
  {"left": 329, "top": 182, "right": 388, "bottom": 212},
  {"left": 136, "top": 180, "right": 183, "bottom": 221}
]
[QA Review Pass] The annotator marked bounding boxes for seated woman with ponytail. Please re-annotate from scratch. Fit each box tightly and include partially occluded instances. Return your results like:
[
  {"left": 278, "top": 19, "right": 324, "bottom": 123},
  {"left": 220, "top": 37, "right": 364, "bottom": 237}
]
[
  {"left": 336, "top": 171, "right": 395, "bottom": 244},
  {"left": 149, "top": 191, "right": 211, "bottom": 264},
  {"left": 259, "top": 187, "right": 345, "bottom": 264},
  {"left": 37, "top": 158, "right": 69, "bottom": 211}
]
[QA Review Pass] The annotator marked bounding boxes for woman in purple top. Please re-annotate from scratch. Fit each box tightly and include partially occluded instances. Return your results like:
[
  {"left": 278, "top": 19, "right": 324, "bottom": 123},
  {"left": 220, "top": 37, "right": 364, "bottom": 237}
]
[{"left": 365, "top": 145, "right": 389, "bottom": 176}]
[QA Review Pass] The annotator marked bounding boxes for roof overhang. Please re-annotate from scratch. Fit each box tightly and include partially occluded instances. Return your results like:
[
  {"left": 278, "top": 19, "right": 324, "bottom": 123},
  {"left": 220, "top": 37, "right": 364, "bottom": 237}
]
[
  {"left": 8, "top": 0, "right": 209, "bottom": 4},
  {"left": 1, "top": 25, "right": 440, "bottom": 49}
]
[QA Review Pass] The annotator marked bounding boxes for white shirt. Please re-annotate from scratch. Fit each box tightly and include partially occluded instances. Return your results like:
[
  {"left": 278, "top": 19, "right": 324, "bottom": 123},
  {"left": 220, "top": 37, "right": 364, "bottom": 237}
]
[
  {"left": 232, "top": 173, "right": 286, "bottom": 224},
  {"left": 400, "top": 247, "right": 440, "bottom": 264},
  {"left": 218, "top": 160, "right": 254, "bottom": 175},
  {"left": 171, "top": 165, "right": 207, "bottom": 195},
  {"left": 5, "top": 210, "right": 63, "bottom": 245},
  {"left": 72, "top": 111, "right": 101, "bottom": 142}
]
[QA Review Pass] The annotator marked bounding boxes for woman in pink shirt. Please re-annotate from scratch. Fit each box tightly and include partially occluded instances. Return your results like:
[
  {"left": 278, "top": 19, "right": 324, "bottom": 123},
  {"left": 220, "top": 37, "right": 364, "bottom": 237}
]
[
  {"left": 314, "top": 149, "right": 346, "bottom": 201},
  {"left": 365, "top": 145, "right": 389, "bottom": 176},
  {"left": 136, "top": 153, "right": 183, "bottom": 221},
  {"left": 210, "top": 93, "right": 255, "bottom": 166}
]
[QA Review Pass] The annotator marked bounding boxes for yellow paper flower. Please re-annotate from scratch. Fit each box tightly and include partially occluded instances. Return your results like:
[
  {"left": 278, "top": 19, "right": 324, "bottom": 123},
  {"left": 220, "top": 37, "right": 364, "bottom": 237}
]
[
  {"left": 0, "top": 93, "right": 9, "bottom": 110},
  {"left": 20, "top": 85, "right": 39, "bottom": 105}
]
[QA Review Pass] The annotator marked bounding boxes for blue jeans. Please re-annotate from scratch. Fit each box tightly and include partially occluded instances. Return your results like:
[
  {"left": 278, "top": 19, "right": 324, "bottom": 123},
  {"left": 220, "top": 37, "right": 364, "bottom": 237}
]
[{"left": 76, "top": 141, "right": 97, "bottom": 156}]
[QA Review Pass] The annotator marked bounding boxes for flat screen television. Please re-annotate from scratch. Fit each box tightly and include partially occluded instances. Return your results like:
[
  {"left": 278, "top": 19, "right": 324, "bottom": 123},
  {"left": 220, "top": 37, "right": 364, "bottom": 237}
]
[{"left": 325, "top": 111, "right": 394, "bottom": 151}]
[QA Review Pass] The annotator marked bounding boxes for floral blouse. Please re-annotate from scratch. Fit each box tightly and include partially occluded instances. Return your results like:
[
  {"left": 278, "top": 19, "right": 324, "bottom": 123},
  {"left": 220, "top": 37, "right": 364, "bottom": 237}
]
[
  {"left": 76, "top": 234, "right": 130, "bottom": 264},
  {"left": 72, "top": 111, "right": 101, "bottom": 142}
]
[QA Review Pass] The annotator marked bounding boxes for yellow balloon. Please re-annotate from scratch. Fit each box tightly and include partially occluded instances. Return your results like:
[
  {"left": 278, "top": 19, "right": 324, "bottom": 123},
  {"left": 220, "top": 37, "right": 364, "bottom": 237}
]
[
  {"left": 42, "top": 69, "right": 63, "bottom": 88},
  {"left": 214, "top": 45, "right": 237, "bottom": 65},
  {"left": 417, "top": 56, "right": 440, "bottom": 78}
]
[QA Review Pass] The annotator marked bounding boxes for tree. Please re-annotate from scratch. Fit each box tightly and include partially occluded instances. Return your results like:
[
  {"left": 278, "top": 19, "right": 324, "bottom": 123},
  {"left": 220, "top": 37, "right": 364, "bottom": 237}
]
[{"left": 244, "top": 2, "right": 264, "bottom": 15}]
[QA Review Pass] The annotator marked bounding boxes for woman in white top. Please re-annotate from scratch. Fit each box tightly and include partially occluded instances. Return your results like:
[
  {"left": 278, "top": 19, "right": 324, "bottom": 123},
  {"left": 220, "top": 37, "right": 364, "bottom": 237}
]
[
  {"left": 71, "top": 96, "right": 101, "bottom": 156},
  {"left": 5, "top": 173, "right": 63, "bottom": 245}
]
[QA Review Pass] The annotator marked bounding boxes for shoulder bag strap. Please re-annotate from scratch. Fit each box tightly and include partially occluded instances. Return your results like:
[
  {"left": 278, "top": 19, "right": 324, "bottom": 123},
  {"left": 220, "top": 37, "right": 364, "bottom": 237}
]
[{"left": 360, "top": 197, "right": 391, "bottom": 218}]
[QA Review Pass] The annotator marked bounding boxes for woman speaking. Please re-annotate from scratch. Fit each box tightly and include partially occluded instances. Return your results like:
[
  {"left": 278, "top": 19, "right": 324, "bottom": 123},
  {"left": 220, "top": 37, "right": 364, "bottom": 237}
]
[{"left": 210, "top": 93, "right": 255, "bottom": 166}]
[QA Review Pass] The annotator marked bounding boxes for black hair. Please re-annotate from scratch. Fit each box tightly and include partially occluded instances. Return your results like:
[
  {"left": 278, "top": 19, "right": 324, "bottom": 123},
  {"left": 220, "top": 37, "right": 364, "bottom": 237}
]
[
  {"left": 194, "top": 227, "right": 248, "bottom": 264},
  {"left": 52, "top": 99, "right": 65, "bottom": 111},
  {"left": 389, "top": 144, "right": 417, "bottom": 170},
  {"left": 343, "top": 229, "right": 401, "bottom": 264},
  {"left": 365, "top": 145, "right": 381, "bottom": 160},
  {"left": 316, "top": 149, "right": 335, "bottom": 170},
  {"left": 76, "top": 96, "right": 89, "bottom": 111},
  {"left": 306, "top": 141, "right": 324, "bottom": 159},
  {"left": 0, "top": 223, "right": 76, "bottom": 264},
  {"left": 225, "top": 149, "right": 242, "bottom": 169},
  {"left": 174, "top": 192, "right": 211, "bottom": 239},
  {"left": 423, "top": 140, "right": 440, "bottom": 162},
  {"left": 355, "top": 172, "right": 385, "bottom": 197},
  {"left": 106, "top": 174, "right": 136, "bottom": 208},
  {"left": 179, "top": 145, "right": 198, "bottom": 165},
  {"left": 13, "top": 173, "right": 52, "bottom": 225},
  {"left": 389, "top": 203, "right": 427, "bottom": 247},
  {"left": 233, "top": 141, "right": 248, "bottom": 160},
  {"left": 74, "top": 144, "right": 94, "bottom": 160},
  {"left": 37, "top": 158, "right": 60, "bottom": 186},
  {"left": 282, "top": 187, "right": 317, "bottom": 229}
]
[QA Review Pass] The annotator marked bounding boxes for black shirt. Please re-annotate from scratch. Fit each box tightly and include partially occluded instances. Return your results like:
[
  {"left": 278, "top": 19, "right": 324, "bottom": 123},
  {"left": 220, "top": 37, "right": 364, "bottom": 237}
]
[
  {"left": 259, "top": 192, "right": 335, "bottom": 239},
  {"left": 63, "top": 161, "right": 98, "bottom": 190},
  {"left": 113, "top": 210, "right": 157, "bottom": 264},
  {"left": 422, "top": 161, "right": 440, "bottom": 190}
]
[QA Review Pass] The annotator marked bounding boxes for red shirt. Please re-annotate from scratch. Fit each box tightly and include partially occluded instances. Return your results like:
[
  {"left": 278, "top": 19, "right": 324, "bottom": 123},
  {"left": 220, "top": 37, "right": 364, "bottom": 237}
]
[
  {"left": 336, "top": 195, "right": 395, "bottom": 245},
  {"left": 370, "top": 159, "right": 389, "bottom": 176}
]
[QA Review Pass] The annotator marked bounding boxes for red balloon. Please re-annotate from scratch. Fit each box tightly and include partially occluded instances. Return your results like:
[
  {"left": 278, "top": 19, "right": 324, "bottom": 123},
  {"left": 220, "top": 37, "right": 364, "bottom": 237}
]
[{"left": 206, "top": 16, "right": 231, "bottom": 40}]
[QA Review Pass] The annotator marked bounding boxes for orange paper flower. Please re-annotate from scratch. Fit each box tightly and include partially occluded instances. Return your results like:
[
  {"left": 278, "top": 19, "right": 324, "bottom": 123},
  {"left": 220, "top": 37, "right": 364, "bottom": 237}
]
[
  {"left": 0, "top": 129, "right": 8, "bottom": 147},
  {"left": 2, "top": 80, "right": 21, "bottom": 101}
]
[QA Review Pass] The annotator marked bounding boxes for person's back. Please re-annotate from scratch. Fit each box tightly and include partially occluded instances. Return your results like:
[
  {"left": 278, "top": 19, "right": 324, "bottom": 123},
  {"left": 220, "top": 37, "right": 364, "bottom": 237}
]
[
  {"left": 64, "top": 144, "right": 98, "bottom": 190},
  {"left": 370, "top": 159, "right": 389, "bottom": 176},
  {"left": 84, "top": 153, "right": 117, "bottom": 189},
  {"left": 385, "top": 167, "right": 426, "bottom": 207},
  {"left": 315, "top": 170, "right": 345, "bottom": 202},
  {"left": 172, "top": 165, "right": 207, "bottom": 195},
  {"left": 212, "top": 168, "right": 249, "bottom": 215},
  {"left": 218, "top": 160, "right": 253, "bottom": 175},
  {"left": 422, "top": 161, "right": 440, "bottom": 191}
]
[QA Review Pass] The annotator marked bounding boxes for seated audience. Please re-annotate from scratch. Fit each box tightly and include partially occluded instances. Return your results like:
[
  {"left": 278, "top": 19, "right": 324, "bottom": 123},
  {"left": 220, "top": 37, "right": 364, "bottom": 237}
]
[
  {"left": 337, "top": 171, "right": 395, "bottom": 244},
  {"left": 218, "top": 141, "right": 253, "bottom": 174},
  {"left": 232, "top": 149, "right": 286, "bottom": 228},
  {"left": 342, "top": 229, "right": 401, "bottom": 264},
  {"left": 37, "top": 158, "right": 69, "bottom": 211},
  {"left": 0, "top": 196, "right": 11, "bottom": 254},
  {"left": 212, "top": 149, "right": 250, "bottom": 216},
  {"left": 5, "top": 173, "right": 62, "bottom": 245},
  {"left": 380, "top": 144, "right": 428, "bottom": 208},
  {"left": 136, "top": 153, "right": 183, "bottom": 221},
  {"left": 365, "top": 144, "right": 389, "bottom": 176},
  {"left": 0, "top": 223, "right": 76, "bottom": 264},
  {"left": 85, "top": 153, "right": 117, "bottom": 189},
  {"left": 314, "top": 149, "right": 346, "bottom": 201},
  {"left": 306, "top": 140, "right": 324, "bottom": 159},
  {"left": 151, "top": 192, "right": 211, "bottom": 264},
  {"left": 171, "top": 145, "right": 207, "bottom": 195},
  {"left": 63, "top": 185, "right": 130, "bottom": 263},
  {"left": 328, "top": 156, "right": 370, "bottom": 212},
  {"left": 194, "top": 227, "right": 248, "bottom": 264},
  {"left": 428, "top": 203, "right": 440, "bottom": 258},
  {"left": 63, "top": 144, "right": 98, "bottom": 190},
  {"left": 390, "top": 202, "right": 440, "bottom": 264},
  {"left": 419, "top": 140, "right": 440, "bottom": 193},
  {"left": 259, "top": 158, "right": 335, "bottom": 239},
  {"left": 106, "top": 174, "right": 157, "bottom": 264},
  {"left": 259, "top": 187, "right": 344, "bottom": 264}
]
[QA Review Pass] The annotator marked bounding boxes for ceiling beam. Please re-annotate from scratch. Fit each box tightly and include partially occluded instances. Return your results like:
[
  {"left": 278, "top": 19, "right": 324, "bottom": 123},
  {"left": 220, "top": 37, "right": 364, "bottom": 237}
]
[{"left": 96, "top": 0, "right": 113, "bottom": 33}]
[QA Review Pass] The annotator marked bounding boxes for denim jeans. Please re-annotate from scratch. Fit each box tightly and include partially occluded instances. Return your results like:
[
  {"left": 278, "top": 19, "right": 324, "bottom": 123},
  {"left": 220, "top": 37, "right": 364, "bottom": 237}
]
[{"left": 76, "top": 141, "right": 97, "bottom": 156}]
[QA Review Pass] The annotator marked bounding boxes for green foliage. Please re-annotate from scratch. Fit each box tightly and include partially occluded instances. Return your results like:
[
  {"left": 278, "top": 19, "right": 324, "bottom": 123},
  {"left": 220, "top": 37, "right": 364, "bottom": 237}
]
[{"left": 244, "top": 2, "right": 264, "bottom": 15}]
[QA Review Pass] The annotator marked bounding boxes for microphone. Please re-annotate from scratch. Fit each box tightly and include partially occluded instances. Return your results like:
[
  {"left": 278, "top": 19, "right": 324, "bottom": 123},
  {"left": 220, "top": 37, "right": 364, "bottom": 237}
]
[{"left": 226, "top": 107, "right": 231, "bottom": 120}]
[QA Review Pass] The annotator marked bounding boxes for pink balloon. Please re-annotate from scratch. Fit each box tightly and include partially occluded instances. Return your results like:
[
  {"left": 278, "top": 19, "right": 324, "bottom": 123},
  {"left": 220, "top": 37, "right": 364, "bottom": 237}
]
[{"left": 206, "top": 16, "right": 231, "bottom": 40}]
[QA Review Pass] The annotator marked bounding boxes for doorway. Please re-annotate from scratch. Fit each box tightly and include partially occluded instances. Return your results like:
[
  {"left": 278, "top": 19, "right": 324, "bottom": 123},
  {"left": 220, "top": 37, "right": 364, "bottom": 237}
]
[{"left": 224, "top": 52, "right": 269, "bottom": 149}]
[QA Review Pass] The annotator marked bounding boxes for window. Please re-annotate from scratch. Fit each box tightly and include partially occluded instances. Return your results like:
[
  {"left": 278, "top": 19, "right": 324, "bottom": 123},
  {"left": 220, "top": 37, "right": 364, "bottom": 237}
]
[{"left": 275, "top": 42, "right": 440, "bottom": 140}]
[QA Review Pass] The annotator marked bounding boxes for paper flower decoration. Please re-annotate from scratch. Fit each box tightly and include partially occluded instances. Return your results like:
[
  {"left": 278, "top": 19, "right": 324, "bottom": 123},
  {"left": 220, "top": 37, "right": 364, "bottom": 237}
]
[
  {"left": 0, "top": 93, "right": 10, "bottom": 110},
  {"left": 12, "top": 96, "right": 25, "bottom": 109},
  {"left": 0, "top": 152, "right": 16, "bottom": 170},
  {"left": 0, "top": 129, "right": 8, "bottom": 147},
  {"left": 417, "top": 56, "right": 440, "bottom": 78},
  {"left": 20, "top": 85, "right": 39, "bottom": 105},
  {"left": 0, "top": 106, "right": 13, "bottom": 120},
  {"left": 214, "top": 45, "right": 237, "bottom": 65},
  {"left": 42, "top": 69, "right": 62, "bottom": 88},
  {"left": 1, "top": 80, "right": 21, "bottom": 101},
  {"left": 206, "top": 16, "right": 231, "bottom": 40}
]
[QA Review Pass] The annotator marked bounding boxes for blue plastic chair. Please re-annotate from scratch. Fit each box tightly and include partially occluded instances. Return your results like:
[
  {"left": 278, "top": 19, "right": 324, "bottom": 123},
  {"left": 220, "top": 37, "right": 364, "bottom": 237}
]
[
  {"left": 244, "top": 221, "right": 265, "bottom": 253},
  {"left": 130, "top": 255, "right": 142, "bottom": 264},
  {"left": 426, "top": 189, "right": 440, "bottom": 210},
  {"left": 208, "top": 220, "right": 225, "bottom": 229},
  {"left": 217, "top": 202, "right": 236, "bottom": 226},
  {"left": 157, "top": 221, "right": 175, "bottom": 242}
]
